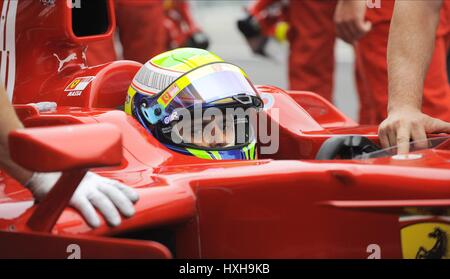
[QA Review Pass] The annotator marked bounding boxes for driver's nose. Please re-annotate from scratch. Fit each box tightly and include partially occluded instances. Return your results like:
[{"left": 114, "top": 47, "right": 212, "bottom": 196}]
[{"left": 207, "top": 122, "right": 226, "bottom": 148}]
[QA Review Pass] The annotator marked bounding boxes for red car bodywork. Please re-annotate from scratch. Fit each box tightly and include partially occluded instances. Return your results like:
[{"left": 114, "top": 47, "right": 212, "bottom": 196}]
[{"left": 0, "top": 0, "right": 449, "bottom": 259}]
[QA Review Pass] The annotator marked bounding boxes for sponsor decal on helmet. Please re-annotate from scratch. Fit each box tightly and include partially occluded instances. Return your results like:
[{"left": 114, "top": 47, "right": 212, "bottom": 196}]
[
  {"left": 158, "top": 84, "right": 179, "bottom": 107},
  {"left": 134, "top": 63, "right": 180, "bottom": 94}
]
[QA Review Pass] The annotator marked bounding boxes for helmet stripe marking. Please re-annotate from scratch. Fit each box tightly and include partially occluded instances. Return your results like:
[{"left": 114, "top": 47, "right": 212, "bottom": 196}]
[
  {"left": 186, "top": 148, "right": 212, "bottom": 160},
  {"left": 149, "top": 60, "right": 185, "bottom": 73},
  {"left": 210, "top": 151, "right": 222, "bottom": 160},
  {"left": 131, "top": 81, "right": 158, "bottom": 95},
  {"left": 156, "top": 63, "right": 247, "bottom": 109}
]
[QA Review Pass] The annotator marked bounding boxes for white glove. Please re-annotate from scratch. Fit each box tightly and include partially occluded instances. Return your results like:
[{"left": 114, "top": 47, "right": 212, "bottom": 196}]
[
  {"left": 28, "top": 102, "right": 57, "bottom": 112},
  {"left": 25, "top": 171, "right": 139, "bottom": 228}
]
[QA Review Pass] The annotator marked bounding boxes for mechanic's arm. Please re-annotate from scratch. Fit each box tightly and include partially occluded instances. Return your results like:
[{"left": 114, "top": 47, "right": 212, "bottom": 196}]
[
  {"left": 378, "top": 0, "right": 450, "bottom": 154},
  {"left": 0, "top": 86, "right": 139, "bottom": 228},
  {"left": 334, "top": 0, "right": 372, "bottom": 44},
  {"left": 0, "top": 86, "right": 33, "bottom": 184}
]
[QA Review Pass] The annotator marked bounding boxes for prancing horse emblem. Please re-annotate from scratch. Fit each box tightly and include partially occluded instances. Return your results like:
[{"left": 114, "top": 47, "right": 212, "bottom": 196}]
[{"left": 416, "top": 227, "right": 447, "bottom": 259}]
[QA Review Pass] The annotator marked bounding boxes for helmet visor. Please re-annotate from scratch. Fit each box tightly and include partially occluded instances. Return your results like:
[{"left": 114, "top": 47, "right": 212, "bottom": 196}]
[{"left": 154, "top": 62, "right": 263, "bottom": 114}]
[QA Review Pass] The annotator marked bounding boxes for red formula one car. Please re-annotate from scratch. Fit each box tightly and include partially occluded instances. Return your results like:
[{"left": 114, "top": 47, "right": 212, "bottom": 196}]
[{"left": 0, "top": 0, "right": 449, "bottom": 259}]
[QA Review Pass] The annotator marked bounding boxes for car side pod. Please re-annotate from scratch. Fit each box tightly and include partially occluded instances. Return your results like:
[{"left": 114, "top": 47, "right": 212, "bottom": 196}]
[{"left": 2, "top": 123, "right": 172, "bottom": 259}]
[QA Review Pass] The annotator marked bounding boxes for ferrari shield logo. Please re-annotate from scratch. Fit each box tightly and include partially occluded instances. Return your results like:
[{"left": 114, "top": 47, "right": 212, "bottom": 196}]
[
  {"left": 160, "top": 91, "right": 172, "bottom": 105},
  {"left": 67, "top": 79, "right": 81, "bottom": 89},
  {"left": 64, "top": 76, "right": 95, "bottom": 95},
  {"left": 158, "top": 84, "right": 179, "bottom": 107},
  {"left": 400, "top": 221, "right": 449, "bottom": 259}
]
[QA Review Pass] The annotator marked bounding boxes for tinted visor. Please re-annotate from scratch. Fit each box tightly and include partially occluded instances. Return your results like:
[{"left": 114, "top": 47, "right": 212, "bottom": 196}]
[{"left": 154, "top": 63, "right": 263, "bottom": 114}]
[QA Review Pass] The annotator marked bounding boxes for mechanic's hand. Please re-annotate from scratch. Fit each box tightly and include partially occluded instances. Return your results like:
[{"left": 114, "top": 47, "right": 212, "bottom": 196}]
[
  {"left": 26, "top": 171, "right": 139, "bottom": 228},
  {"left": 378, "top": 108, "right": 450, "bottom": 154},
  {"left": 334, "top": 0, "right": 371, "bottom": 44}
]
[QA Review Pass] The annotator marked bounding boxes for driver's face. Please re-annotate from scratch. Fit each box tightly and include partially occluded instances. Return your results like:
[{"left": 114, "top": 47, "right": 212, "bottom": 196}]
[{"left": 175, "top": 114, "right": 235, "bottom": 148}]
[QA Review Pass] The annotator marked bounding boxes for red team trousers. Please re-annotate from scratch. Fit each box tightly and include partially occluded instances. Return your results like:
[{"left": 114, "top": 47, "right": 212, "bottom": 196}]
[{"left": 87, "top": 0, "right": 166, "bottom": 65}]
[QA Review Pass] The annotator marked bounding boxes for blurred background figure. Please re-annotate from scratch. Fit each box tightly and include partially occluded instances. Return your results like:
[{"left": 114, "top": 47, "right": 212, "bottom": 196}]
[
  {"left": 237, "top": 0, "right": 289, "bottom": 57},
  {"left": 164, "top": 0, "right": 210, "bottom": 50},
  {"left": 115, "top": 0, "right": 167, "bottom": 63},
  {"left": 237, "top": 0, "right": 373, "bottom": 124},
  {"left": 286, "top": 0, "right": 337, "bottom": 103},
  {"left": 237, "top": 0, "right": 338, "bottom": 104},
  {"left": 87, "top": 0, "right": 209, "bottom": 65},
  {"left": 87, "top": 0, "right": 166, "bottom": 65},
  {"left": 334, "top": 0, "right": 376, "bottom": 124}
]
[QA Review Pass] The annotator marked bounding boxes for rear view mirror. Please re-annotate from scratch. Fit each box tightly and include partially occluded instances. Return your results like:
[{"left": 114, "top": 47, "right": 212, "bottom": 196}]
[
  {"left": 9, "top": 123, "right": 122, "bottom": 172},
  {"left": 9, "top": 123, "right": 122, "bottom": 232}
]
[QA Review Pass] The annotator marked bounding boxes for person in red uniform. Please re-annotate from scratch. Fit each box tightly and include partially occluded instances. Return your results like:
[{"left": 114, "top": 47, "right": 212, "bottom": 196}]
[
  {"left": 254, "top": 0, "right": 374, "bottom": 124},
  {"left": 334, "top": 0, "right": 376, "bottom": 124},
  {"left": 237, "top": 0, "right": 288, "bottom": 56},
  {"left": 268, "top": 0, "right": 376, "bottom": 124},
  {"left": 164, "top": 0, "right": 210, "bottom": 50},
  {"left": 287, "top": 0, "right": 337, "bottom": 103},
  {"left": 378, "top": 0, "right": 450, "bottom": 153},
  {"left": 87, "top": 0, "right": 166, "bottom": 65},
  {"left": 335, "top": 0, "right": 450, "bottom": 126}
]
